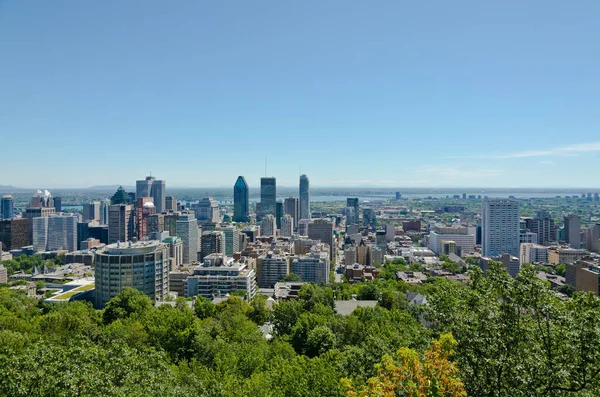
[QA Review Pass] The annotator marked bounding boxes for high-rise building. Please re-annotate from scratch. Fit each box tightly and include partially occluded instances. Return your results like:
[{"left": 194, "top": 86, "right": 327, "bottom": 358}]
[
  {"left": 298, "top": 219, "right": 310, "bottom": 236},
  {"left": 111, "top": 186, "right": 133, "bottom": 205},
  {"left": 222, "top": 226, "right": 240, "bottom": 256},
  {"left": 428, "top": 225, "right": 476, "bottom": 255},
  {"left": 346, "top": 198, "right": 359, "bottom": 225},
  {"left": 292, "top": 251, "right": 329, "bottom": 284},
  {"left": 276, "top": 202, "right": 283, "bottom": 229},
  {"left": 584, "top": 224, "right": 600, "bottom": 253},
  {"left": 99, "top": 199, "right": 110, "bottom": 225},
  {"left": 259, "top": 177, "right": 276, "bottom": 220},
  {"left": 165, "top": 196, "right": 177, "bottom": 212},
  {"left": 164, "top": 212, "right": 180, "bottom": 238},
  {"left": 299, "top": 174, "right": 310, "bottom": 221},
  {"left": 83, "top": 201, "right": 101, "bottom": 222},
  {"left": 193, "top": 197, "right": 220, "bottom": 224},
  {"left": 136, "top": 176, "right": 166, "bottom": 213},
  {"left": 524, "top": 212, "right": 556, "bottom": 245},
  {"left": 148, "top": 214, "right": 165, "bottom": 236},
  {"left": 200, "top": 231, "right": 225, "bottom": 261},
  {"left": 482, "top": 199, "right": 520, "bottom": 257},
  {"left": 308, "top": 219, "right": 334, "bottom": 260},
  {"left": 233, "top": 176, "right": 249, "bottom": 222},
  {"left": 280, "top": 214, "right": 293, "bottom": 237},
  {"left": 94, "top": 240, "right": 169, "bottom": 308},
  {"left": 260, "top": 214, "right": 277, "bottom": 237},
  {"left": 1, "top": 195, "right": 14, "bottom": 220},
  {"left": 32, "top": 214, "right": 79, "bottom": 252},
  {"left": 256, "top": 252, "right": 289, "bottom": 288},
  {"left": 0, "top": 219, "right": 31, "bottom": 250},
  {"left": 176, "top": 212, "right": 199, "bottom": 264},
  {"left": 54, "top": 197, "right": 62, "bottom": 212},
  {"left": 108, "top": 204, "right": 134, "bottom": 244},
  {"left": 564, "top": 214, "right": 582, "bottom": 249},
  {"left": 32, "top": 217, "right": 48, "bottom": 252},
  {"left": 136, "top": 199, "right": 156, "bottom": 240},
  {"left": 284, "top": 197, "right": 299, "bottom": 228},
  {"left": 362, "top": 208, "right": 376, "bottom": 227}
]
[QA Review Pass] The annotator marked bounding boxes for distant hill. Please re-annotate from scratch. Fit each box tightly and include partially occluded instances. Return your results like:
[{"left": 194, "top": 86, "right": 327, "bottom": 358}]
[
  {"left": 86, "top": 185, "right": 135, "bottom": 191},
  {"left": 0, "top": 185, "right": 30, "bottom": 193}
]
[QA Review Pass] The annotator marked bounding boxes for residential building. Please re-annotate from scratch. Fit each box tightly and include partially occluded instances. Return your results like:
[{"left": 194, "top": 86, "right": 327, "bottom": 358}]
[
  {"left": 499, "top": 253, "right": 521, "bottom": 277},
  {"left": 520, "top": 243, "right": 549, "bottom": 264},
  {"left": 185, "top": 254, "right": 257, "bottom": 299},
  {"left": 299, "top": 174, "right": 310, "bottom": 220},
  {"left": 176, "top": 212, "right": 199, "bottom": 264},
  {"left": 482, "top": 199, "right": 520, "bottom": 257},
  {"left": 260, "top": 214, "right": 276, "bottom": 237},
  {"left": 233, "top": 176, "right": 249, "bottom": 222},
  {"left": 298, "top": 219, "right": 310, "bottom": 236},
  {"left": 308, "top": 219, "right": 334, "bottom": 260},
  {"left": 292, "top": 251, "right": 329, "bottom": 284},
  {"left": 428, "top": 225, "right": 476, "bottom": 255},
  {"left": 94, "top": 240, "right": 169, "bottom": 308},
  {"left": 402, "top": 220, "right": 421, "bottom": 232},
  {"left": 162, "top": 236, "right": 183, "bottom": 270},
  {"left": 1, "top": 195, "right": 14, "bottom": 220},
  {"left": 200, "top": 231, "right": 225, "bottom": 261},
  {"left": 256, "top": 252, "right": 289, "bottom": 288},
  {"left": 520, "top": 230, "right": 538, "bottom": 244},
  {"left": 564, "top": 214, "right": 582, "bottom": 249},
  {"left": 524, "top": 212, "right": 556, "bottom": 245},
  {"left": 284, "top": 197, "right": 299, "bottom": 228},
  {"left": 223, "top": 226, "right": 240, "bottom": 256},
  {"left": 280, "top": 214, "right": 293, "bottom": 238},
  {"left": 108, "top": 204, "right": 134, "bottom": 244},
  {"left": 259, "top": 177, "right": 276, "bottom": 220},
  {"left": 344, "top": 245, "right": 357, "bottom": 265}
]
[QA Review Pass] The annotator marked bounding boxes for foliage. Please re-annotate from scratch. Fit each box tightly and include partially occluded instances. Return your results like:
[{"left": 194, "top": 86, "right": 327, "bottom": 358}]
[
  {"left": 555, "top": 263, "right": 566, "bottom": 277},
  {"left": 281, "top": 273, "right": 302, "bottom": 282}
]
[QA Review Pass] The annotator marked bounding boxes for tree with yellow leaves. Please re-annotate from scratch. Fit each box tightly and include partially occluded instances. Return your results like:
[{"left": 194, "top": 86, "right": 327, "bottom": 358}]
[{"left": 343, "top": 333, "right": 466, "bottom": 397}]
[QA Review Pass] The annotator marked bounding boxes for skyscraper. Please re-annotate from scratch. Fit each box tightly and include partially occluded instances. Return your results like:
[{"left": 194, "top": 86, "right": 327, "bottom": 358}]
[
  {"left": 259, "top": 177, "right": 276, "bottom": 220},
  {"left": 299, "top": 174, "right": 310, "bottom": 220},
  {"left": 223, "top": 226, "right": 240, "bottom": 256},
  {"left": 136, "top": 176, "right": 166, "bottom": 213},
  {"left": 308, "top": 219, "right": 334, "bottom": 260},
  {"left": 83, "top": 201, "right": 101, "bottom": 222},
  {"left": 346, "top": 198, "right": 359, "bottom": 225},
  {"left": 200, "top": 231, "right": 225, "bottom": 261},
  {"left": 284, "top": 197, "right": 299, "bottom": 228},
  {"left": 165, "top": 196, "right": 177, "bottom": 211},
  {"left": 482, "top": 199, "right": 520, "bottom": 257},
  {"left": 1, "top": 195, "right": 14, "bottom": 220},
  {"left": 100, "top": 199, "right": 110, "bottom": 224},
  {"left": 33, "top": 214, "right": 78, "bottom": 252},
  {"left": 193, "top": 197, "right": 220, "bottom": 224},
  {"left": 525, "top": 212, "right": 556, "bottom": 246},
  {"left": 176, "top": 212, "right": 199, "bottom": 264},
  {"left": 280, "top": 214, "right": 293, "bottom": 237},
  {"left": 564, "top": 214, "right": 582, "bottom": 249},
  {"left": 108, "top": 204, "right": 134, "bottom": 243},
  {"left": 261, "top": 214, "right": 277, "bottom": 237},
  {"left": 233, "top": 176, "right": 249, "bottom": 222},
  {"left": 137, "top": 199, "right": 156, "bottom": 240},
  {"left": 0, "top": 219, "right": 31, "bottom": 250}
]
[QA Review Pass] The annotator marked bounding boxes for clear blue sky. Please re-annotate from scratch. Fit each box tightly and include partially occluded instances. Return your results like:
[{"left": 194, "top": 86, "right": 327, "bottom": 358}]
[{"left": 1, "top": 0, "right": 599, "bottom": 188}]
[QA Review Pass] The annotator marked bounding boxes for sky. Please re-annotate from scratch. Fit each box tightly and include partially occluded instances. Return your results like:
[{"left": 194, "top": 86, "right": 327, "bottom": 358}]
[{"left": 1, "top": 0, "right": 599, "bottom": 189}]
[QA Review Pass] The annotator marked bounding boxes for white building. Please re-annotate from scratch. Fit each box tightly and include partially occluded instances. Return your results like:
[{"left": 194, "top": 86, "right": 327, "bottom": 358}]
[
  {"left": 32, "top": 213, "right": 79, "bottom": 252},
  {"left": 222, "top": 226, "right": 240, "bottom": 256},
  {"left": 176, "top": 212, "right": 199, "bottom": 264},
  {"left": 291, "top": 251, "right": 329, "bottom": 284},
  {"left": 520, "top": 243, "right": 549, "bottom": 264},
  {"left": 428, "top": 225, "right": 476, "bottom": 255},
  {"left": 185, "top": 254, "right": 257, "bottom": 299},
  {"left": 261, "top": 214, "right": 277, "bottom": 237},
  {"left": 482, "top": 199, "right": 520, "bottom": 257},
  {"left": 280, "top": 214, "right": 293, "bottom": 238},
  {"left": 256, "top": 252, "right": 289, "bottom": 288}
]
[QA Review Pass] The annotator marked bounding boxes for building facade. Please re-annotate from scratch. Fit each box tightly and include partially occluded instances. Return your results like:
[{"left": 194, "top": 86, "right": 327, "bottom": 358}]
[
  {"left": 259, "top": 177, "right": 276, "bottom": 220},
  {"left": 1, "top": 195, "right": 14, "bottom": 220},
  {"left": 292, "top": 251, "right": 329, "bottom": 284},
  {"left": 564, "top": 214, "right": 581, "bottom": 249},
  {"left": 280, "top": 214, "right": 293, "bottom": 238},
  {"left": 482, "top": 199, "right": 520, "bottom": 257},
  {"left": 260, "top": 214, "right": 277, "bottom": 237},
  {"left": 108, "top": 204, "right": 134, "bottom": 244},
  {"left": 284, "top": 197, "right": 299, "bottom": 228},
  {"left": 176, "top": 212, "right": 199, "bottom": 264},
  {"left": 233, "top": 176, "right": 249, "bottom": 222},
  {"left": 299, "top": 174, "right": 310, "bottom": 221},
  {"left": 256, "top": 252, "right": 289, "bottom": 288},
  {"left": 307, "top": 219, "right": 334, "bottom": 260}
]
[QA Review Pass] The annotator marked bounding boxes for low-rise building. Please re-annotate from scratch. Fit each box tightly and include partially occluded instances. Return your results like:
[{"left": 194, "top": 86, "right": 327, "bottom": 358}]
[
  {"left": 185, "top": 254, "right": 257, "bottom": 299},
  {"left": 548, "top": 247, "right": 587, "bottom": 265}
]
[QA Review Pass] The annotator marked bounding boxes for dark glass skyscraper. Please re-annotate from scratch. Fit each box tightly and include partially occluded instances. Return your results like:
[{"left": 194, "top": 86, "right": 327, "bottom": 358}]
[
  {"left": 1, "top": 195, "right": 14, "bottom": 220},
  {"left": 260, "top": 177, "right": 276, "bottom": 220},
  {"left": 299, "top": 174, "right": 310, "bottom": 220},
  {"left": 233, "top": 176, "right": 249, "bottom": 222}
]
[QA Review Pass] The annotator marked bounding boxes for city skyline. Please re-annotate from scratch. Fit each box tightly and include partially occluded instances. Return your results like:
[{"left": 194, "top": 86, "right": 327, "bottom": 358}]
[{"left": 1, "top": 2, "right": 600, "bottom": 188}]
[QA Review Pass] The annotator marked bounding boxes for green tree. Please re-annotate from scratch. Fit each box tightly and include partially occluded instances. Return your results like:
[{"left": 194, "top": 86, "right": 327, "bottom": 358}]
[
  {"left": 281, "top": 273, "right": 302, "bottom": 282},
  {"left": 555, "top": 263, "right": 566, "bottom": 277},
  {"left": 194, "top": 295, "right": 216, "bottom": 320},
  {"left": 102, "top": 287, "right": 153, "bottom": 324}
]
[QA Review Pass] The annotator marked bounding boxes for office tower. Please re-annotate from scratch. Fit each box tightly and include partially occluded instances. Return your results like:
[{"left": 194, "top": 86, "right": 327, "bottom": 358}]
[
  {"left": 164, "top": 212, "right": 180, "bottom": 238},
  {"left": 185, "top": 255, "right": 257, "bottom": 299},
  {"left": 136, "top": 176, "right": 154, "bottom": 199},
  {"left": 276, "top": 202, "right": 283, "bottom": 229},
  {"left": 1, "top": 195, "right": 14, "bottom": 219},
  {"left": 524, "top": 212, "right": 556, "bottom": 246},
  {"left": 165, "top": 196, "right": 177, "bottom": 211},
  {"left": 482, "top": 199, "right": 520, "bottom": 257},
  {"left": 136, "top": 176, "right": 166, "bottom": 212},
  {"left": 257, "top": 252, "right": 289, "bottom": 288},
  {"left": 176, "top": 212, "right": 199, "bottom": 264},
  {"left": 148, "top": 214, "right": 165, "bottom": 236},
  {"left": 99, "top": 199, "right": 110, "bottom": 224},
  {"left": 137, "top": 199, "right": 156, "bottom": 240},
  {"left": 223, "top": 226, "right": 240, "bottom": 256},
  {"left": 32, "top": 214, "right": 78, "bottom": 252},
  {"left": 233, "top": 176, "right": 249, "bottom": 222},
  {"left": 82, "top": 201, "right": 101, "bottom": 222},
  {"left": 280, "top": 214, "right": 293, "bottom": 237},
  {"left": 200, "top": 231, "right": 225, "bottom": 261},
  {"left": 260, "top": 214, "right": 277, "bottom": 237},
  {"left": 520, "top": 243, "right": 549, "bottom": 264},
  {"left": 395, "top": 192, "right": 401, "bottom": 200},
  {"left": 259, "top": 177, "right": 276, "bottom": 220},
  {"left": 29, "top": 190, "right": 54, "bottom": 209},
  {"left": 362, "top": 208, "right": 376, "bottom": 227},
  {"left": 299, "top": 174, "right": 310, "bottom": 221},
  {"left": 564, "top": 214, "right": 582, "bottom": 249},
  {"left": 292, "top": 251, "right": 329, "bottom": 284},
  {"left": 108, "top": 204, "right": 134, "bottom": 243},
  {"left": 298, "top": 219, "right": 310, "bottom": 236},
  {"left": 0, "top": 219, "right": 31, "bottom": 250},
  {"left": 162, "top": 236, "right": 183, "bottom": 270},
  {"left": 308, "top": 219, "right": 334, "bottom": 260},
  {"left": 32, "top": 217, "right": 48, "bottom": 252},
  {"left": 111, "top": 186, "right": 133, "bottom": 205},
  {"left": 346, "top": 198, "right": 359, "bottom": 225},
  {"left": 284, "top": 197, "right": 299, "bottom": 228},
  {"left": 584, "top": 224, "right": 600, "bottom": 253},
  {"left": 193, "top": 197, "right": 220, "bottom": 224},
  {"left": 88, "top": 224, "right": 109, "bottom": 245},
  {"left": 95, "top": 240, "right": 169, "bottom": 308},
  {"left": 54, "top": 197, "right": 62, "bottom": 212},
  {"left": 77, "top": 221, "right": 92, "bottom": 250}
]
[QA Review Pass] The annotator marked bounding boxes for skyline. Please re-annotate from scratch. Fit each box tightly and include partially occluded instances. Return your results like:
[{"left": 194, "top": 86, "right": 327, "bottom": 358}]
[{"left": 2, "top": 1, "right": 600, "bottom": 188}]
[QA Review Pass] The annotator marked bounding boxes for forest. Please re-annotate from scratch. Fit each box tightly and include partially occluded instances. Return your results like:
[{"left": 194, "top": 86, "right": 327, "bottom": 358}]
[{"left": 0, "top": 263, "right": 600, "bottom": 396}]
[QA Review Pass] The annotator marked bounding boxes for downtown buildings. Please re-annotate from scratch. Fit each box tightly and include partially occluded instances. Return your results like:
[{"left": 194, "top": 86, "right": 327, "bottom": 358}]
[
  {"left": 136, "top": 175, "right": 166, "bottom": 213},
  {"left": 482, "top": 199, "right": 520, "bottom": 257},
  {"left": 259, "top": 177, "right": 276, "bottom": 220}
]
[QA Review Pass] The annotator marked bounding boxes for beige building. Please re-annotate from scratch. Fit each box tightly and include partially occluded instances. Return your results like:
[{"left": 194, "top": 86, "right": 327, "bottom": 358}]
[
  {"left": 566, "top": 259, "right": 599, "bottom": 295},
  {"left": 548, "top": 248, "right": 587, "bottom": 265}
]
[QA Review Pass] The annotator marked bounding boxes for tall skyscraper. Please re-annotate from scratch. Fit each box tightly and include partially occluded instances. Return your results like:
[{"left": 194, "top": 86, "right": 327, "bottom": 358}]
[
  {"left": 299, "top": 174, "right": 310, "bottom": 220},
  {"left": 0, "top": 219, "right": 31, "bottom": 250},
  {"left": 1, "top": 195, "right": 14, "bottom": 220},
  {"left": 83, "top": 201, "right": 101, "bottom": 222},
  {"left": 137, "top": 198, "right": 156, "bottom": 240},
  {"left": 223, "top": 226, "right": 240, "bottom": 256},
  {"left": 33, "top": 214, "right": 78, "bottom": 252},
  {"left": 111, "top": 186, "right": 133, "bottom": 205},
  {"left": 176, "top": 212, "right": 199, "bottom": 264},
  {"left": 233, "top": 176, "right": 249, "bottom": 222},
  {"left": 95, "top": 240, "right": 169, "bottom": 308},
  {"left": 564, "top": 214, "right": 582, "bottom": 249},
  {"left": 54, "top": 197, "right": 62, "bottom": 212},
  {"left": 200, "top": 231, "right": 225, "bottom": 261},
  {"left": 284, "top": 197, "right": 299, "bottom": 228},
  {"left": 259, "top": 177, "right": 276, "bottom": 220},
  {"left": 280, "top": 214, "right": 293, "bottom": 237},
  {"left": 136, "top": 176, "right": 166, "bottom": 213},
  {"left": 99, "top": 199, "right": 110, "bottom": 225},
  {"left": 165, "top": 196, "right": 177, "bottom": 211},
  {"left": 482, "top": 199, "right": 520, "bottom": 257},
  {"left": 346, "top": 198, "right": 359, "bottom": 225},
  {"left": 308, "top": 219, "right": 334, "bottom": 260},
  {"left": 525, "top": 212, "right": 556, "bottom": 246},
  {"left": 108, "top": 204, "right": 134, "bottom": 243},
  {"left": 276, "top": 202, "right": 283, "bottom": 229}
]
